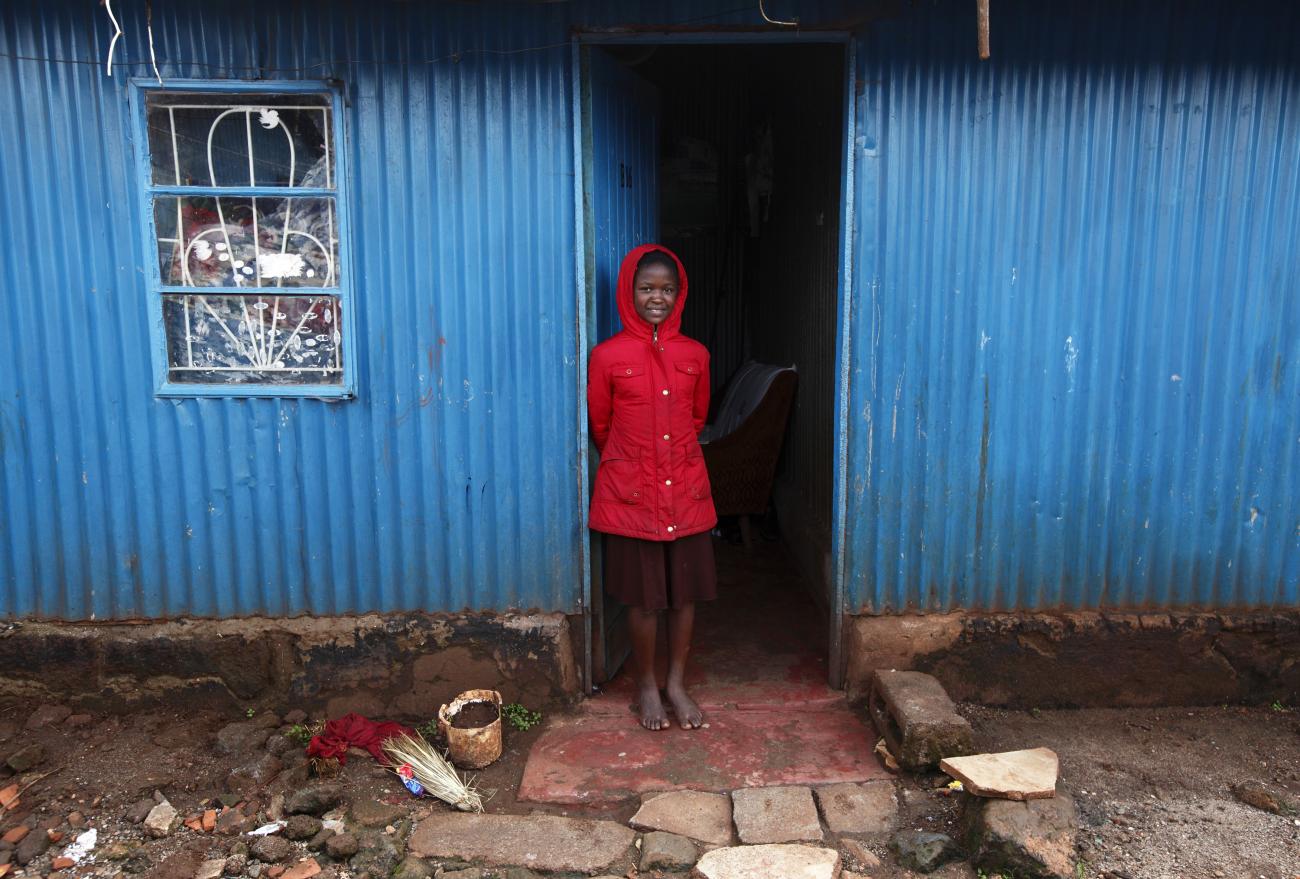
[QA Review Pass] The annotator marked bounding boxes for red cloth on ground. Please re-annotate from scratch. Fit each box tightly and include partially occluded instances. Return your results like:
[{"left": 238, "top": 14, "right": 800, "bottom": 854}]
[{"left": 306, "top": 713, "right": 416, "bottom": 765}]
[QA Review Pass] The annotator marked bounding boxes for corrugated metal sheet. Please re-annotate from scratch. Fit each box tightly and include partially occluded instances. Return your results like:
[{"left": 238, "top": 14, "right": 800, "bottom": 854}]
[
  {"left": 0, "top": 0, "right": 584, "bottom": 618},
  {"left": 846, "top": 0, "right": 1300, "bottom": 612},
  {"left": 3, "top": 0, "right": 1299, "bottom": 622}
]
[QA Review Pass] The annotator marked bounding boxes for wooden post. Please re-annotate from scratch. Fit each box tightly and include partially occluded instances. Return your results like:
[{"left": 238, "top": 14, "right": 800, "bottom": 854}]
[{"left": 977, "top": 0, "right": 991, "bottom": 59}]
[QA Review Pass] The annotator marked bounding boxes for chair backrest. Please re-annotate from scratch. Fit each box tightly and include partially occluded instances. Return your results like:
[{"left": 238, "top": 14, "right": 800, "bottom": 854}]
[{"left": 708, "top": 361, "right": 797, "bottom": 442}]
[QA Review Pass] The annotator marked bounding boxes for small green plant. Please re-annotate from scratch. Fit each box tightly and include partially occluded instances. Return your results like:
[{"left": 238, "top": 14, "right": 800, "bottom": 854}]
[
  {"left": 415, "top": 718, "right": 441, "bottom": 741},
  {"left": 502, "top": 703, "right": 542, "bottom": 731},
  {"left": 245, "top": 707, "right": 256, "bottom": 719},
  {"left": 1076, "top": 862, "right": 1088, "bottom": 879},
  {"left": 286, "top": 723, "right": 315, "bottom": 747},
  {"left": 1271, "top": 700, "right": 1288, "bottom": 712}
]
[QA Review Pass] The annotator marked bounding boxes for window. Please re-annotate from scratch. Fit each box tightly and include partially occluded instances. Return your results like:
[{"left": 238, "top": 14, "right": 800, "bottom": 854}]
[{"left": 130, "top": 81, "right": 353, "bottom": 396}]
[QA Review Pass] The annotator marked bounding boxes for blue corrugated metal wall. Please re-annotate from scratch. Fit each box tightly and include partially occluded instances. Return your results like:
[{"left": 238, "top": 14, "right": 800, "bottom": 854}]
[
  {"left": 2, "top": 0, "right": 1298, "bottom": 620},
  {"left": 0, "top": 0, "right": 585, "bottom": 618},
  {"left": 846, "top": 1, "right": 1300, "bottom": 611}
]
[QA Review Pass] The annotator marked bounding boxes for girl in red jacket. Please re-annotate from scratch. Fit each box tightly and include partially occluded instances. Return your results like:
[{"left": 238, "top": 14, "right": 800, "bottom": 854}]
[{"left": 588, "top": 244, "right": 718, "bottom": 731}]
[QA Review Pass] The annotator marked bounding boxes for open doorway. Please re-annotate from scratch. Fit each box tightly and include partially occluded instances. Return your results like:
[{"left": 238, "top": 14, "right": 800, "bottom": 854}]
[{"left": 583, "top": 41, "right": 849, "bottom": 694}]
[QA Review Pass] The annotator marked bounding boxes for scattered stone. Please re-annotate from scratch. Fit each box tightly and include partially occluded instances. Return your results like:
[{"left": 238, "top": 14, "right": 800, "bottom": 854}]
[
  {"left": 630, "top": 789, "right": 734, "bottom": 846},
  {"left": 964, "top": 792, "right": 1079, "bottom": 879},
  {"left": 143, "top": 801, "right": 180, "bottom": 838},
  {"left": 814, "top": 780, "right": 898, "bottom": 835},
  {"left": 324, "top": 833, "right": 359, "bottom": 859},
  {"left": 266, "top": 734, "right": 295, "bottom": 756},
  {"left": 24, "top": 705, "right": 72, "bottom": 730},
  {"left": 197, "top": 858, "right": 227, "bottom": 879},
  {"left": 250, "top": 835, "right": 294, "bottom": 864},
  {"left": 1231, "top": 780, "right": 1289, "bottom": 815},
  {"left": 284, "top": 815, "right": 324, "bottom": 841},
  {"left": 693, "top": 844, "right": 840, "bottom": 879},
  {"left": 216, "top": 807, "right": 257, "bottom": 836},
  {"left": 409, "top": 813, "right": 635, "bottom": 874},
  {"left": 1, "top": 827, "right": 27, "bottom": 845},
  {"left": 438, "top": 869, "right": 483, "bottom": 879},
  {"left": 66, "top": 810, "right": 85, "bottom": 828},
  {"left": 5, "top": 744, "right": 45, "bottom": 774},
  {"left": 267, "top": 793, "right": 287, "bottom": 822},
  {"left": 348, "top": 831, "right": 400, "bottom": 877},
  {"left": 889, "top": 830, "right": 962, "bottom": 873},
  {"left": 306, "top": 828, "right": 334, "bottom": 852},
  {"left": 640, "top": 830, "right": 697, "bottom": 871},
  {"left": 281, "top": 859, "right": 322, "bottom": 879},
  {"left": 731, "top": 786, "right": 823, "bottom": 844},
  {"left": 126, "top": 798, "right": 156, "bottom": 824},
  {"left": 103, "top": 841, "right": 136, "bottom": 861},
  {"left": 868, "top": 670, "right": 975, "bottom": 770},
  {"left": 283, "top": 710, "right": 308, "bottom": 725},
  {"left": 64, "top": 714, "right": 93, "bottom": 728},
  {"left": 940, "top": 748, "right": 1059, "bottom": 801},
  {"left": 228, "top": 754, "right": 285, "bottom": 793},
  {"left": 840, "top": 838, "right": 882, "bottom": 870},
  {"left": 500, "top": 869, "right": 540, "bottom": 879},
  {"left": 286, "top": 783, "right": 346, "bottom": 816},
  {"left": 203, "top": 809, "right": 218, "bottom": 832},
  {"left": 52, "top": 855, "right": 76, "bottom": 870},
  {"left": 349, "top": 798, "right": 405, "bottom": 828},
  {"left": 225, "top": 853, "right": 249, "bottom": 876},
  {"left": 391, "top": 855, "right": 436, "bottom": 879},
  {"left": 216, "top": 721, "right": 275, "bottom": 755},
  {"left": 14, "top": 828, "right": 50, "bottom": 866},
  {"left": 274, "top": 763, "right": 312, "bottom": 791}
]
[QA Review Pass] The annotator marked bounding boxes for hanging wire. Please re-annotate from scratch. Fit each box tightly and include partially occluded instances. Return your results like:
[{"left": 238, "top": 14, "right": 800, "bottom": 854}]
[
  {"left": 103, "top": 0, "right": 123, "bottom": 77},
  {"left": 759, "top": 0, "right": 799, "bottom": 27},
  {"left": 146, "top": 0, "right": 163, "bottom": 84}
]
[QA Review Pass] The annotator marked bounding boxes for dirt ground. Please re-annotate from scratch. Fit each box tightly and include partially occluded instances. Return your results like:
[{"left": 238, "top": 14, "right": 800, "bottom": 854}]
[{"left": 0, "top": 698, "right": 1297, "bottom": 879}]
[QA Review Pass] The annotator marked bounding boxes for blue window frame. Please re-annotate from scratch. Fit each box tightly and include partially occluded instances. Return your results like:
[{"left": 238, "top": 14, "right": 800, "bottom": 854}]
[{"left": 128, "top": 79, "right": 355, "bottom": 398}]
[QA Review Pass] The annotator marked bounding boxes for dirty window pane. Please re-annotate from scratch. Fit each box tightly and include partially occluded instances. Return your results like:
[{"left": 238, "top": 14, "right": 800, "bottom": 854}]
[
  {"left": 163, "top": 294, "right": 343, "bottom": 386},
  {"left": 145, "top": 92, "right": 333, "bottom": 188},
  {"left": 154, "top": 196, "right": 339, "bottom": 288}
]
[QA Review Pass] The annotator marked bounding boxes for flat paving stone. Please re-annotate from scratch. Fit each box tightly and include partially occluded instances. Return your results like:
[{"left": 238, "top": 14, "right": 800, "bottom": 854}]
[
  {"left": 814, "top": 780, "right": 898, "bottom": 834},
  {"left": 520, "top": 710, "right": 883, "bottom": 805},
  {"left": 940, "top": 747, "right": 1058, "bottom": 801},
  {"left": 630, "top": 790, "right": 734, "bottom": 846},
  {"left": 408, "top": 813, "right": 635, "bottom": 874},
  {"left": 731, "top": 786, "right": 823, "bottom": 844},
  {"left": 693, "top": 844, "right": 840, "bottom": 879},
  {"left": 640, "top": 831, "right": 698, "bottom": 871}
]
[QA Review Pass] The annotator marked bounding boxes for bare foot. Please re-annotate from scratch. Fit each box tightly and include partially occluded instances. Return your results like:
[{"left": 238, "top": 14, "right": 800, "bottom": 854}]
[
  {"left": 637, "top": 683, "right": 670, "bottom": 731},
  {"left": 666, "top": 681, "right": 704, "bottom": 729}
]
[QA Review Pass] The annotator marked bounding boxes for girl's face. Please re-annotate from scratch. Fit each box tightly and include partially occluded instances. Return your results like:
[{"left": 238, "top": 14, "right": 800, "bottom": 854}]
[{"left": 633, "top": 263, "right": 679, "bottom": 327}]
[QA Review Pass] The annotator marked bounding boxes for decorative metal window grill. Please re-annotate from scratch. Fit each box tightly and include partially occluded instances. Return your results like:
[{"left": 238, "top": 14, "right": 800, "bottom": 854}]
[{"left": 132, "top": 82, "right": 353, "bottom": 395}]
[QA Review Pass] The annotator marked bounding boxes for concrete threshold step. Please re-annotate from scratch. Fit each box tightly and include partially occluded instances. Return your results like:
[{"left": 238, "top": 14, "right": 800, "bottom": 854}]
[{"left": 518, "top": 706, "right": 886, "bottom": 805}]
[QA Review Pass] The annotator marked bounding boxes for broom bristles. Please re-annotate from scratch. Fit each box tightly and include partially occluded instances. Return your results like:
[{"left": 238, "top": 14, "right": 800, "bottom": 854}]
[{"left": 382, "top": 733, "right": 484, "bottom": 813}]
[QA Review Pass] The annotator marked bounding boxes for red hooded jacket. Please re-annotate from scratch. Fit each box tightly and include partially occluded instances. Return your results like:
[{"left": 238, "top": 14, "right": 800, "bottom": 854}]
[{"left": 588, "top": 245, "right": 717, "bottom": 541}]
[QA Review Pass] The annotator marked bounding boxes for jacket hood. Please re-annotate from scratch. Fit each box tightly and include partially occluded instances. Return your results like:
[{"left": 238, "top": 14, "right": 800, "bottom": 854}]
[{"left": 616, "top": 244, "right": 689, "bottom": 341}]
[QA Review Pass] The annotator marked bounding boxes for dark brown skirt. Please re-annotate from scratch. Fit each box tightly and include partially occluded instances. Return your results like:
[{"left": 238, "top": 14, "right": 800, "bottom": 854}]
[{"left": 603, "top": 531, "right": 718, "bottom": 611}]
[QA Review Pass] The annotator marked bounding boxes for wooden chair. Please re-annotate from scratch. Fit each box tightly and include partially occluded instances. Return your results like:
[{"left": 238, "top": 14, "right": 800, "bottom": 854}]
[{"left": 700, "top": 363, "right": 798, "bottom": 550}]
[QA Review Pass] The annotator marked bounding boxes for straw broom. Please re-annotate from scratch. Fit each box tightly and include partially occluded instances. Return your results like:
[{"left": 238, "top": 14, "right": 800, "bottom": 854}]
[{"left": 381, "top": 733, "right": 484, "bottom": 813}]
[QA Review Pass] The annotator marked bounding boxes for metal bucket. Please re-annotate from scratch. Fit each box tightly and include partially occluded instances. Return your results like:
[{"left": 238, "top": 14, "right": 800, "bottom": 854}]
[{"left": 438, "top": 688, "right": 503, "bottom": 770}]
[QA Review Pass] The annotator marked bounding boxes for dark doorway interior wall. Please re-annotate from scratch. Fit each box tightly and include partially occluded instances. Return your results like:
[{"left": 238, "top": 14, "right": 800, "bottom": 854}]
[{"left": 624, "top": 44, "right": 846, "bottom": 609}]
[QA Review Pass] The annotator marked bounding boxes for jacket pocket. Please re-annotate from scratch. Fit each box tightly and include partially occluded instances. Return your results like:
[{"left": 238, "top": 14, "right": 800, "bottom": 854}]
[
  {"left": 685, "top": 453, "right": 712, "bottom": 500},
  {"left": 595, "top": 458, "right": 643, "bottom": 505},
  {"left": 612, "top": 364, "right": 647, "bottom": 404}
]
